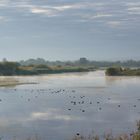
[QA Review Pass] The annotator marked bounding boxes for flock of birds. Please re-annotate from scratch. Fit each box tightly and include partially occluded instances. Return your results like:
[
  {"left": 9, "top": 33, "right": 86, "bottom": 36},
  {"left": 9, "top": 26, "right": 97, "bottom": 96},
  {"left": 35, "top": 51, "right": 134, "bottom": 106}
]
[
  {"left": 0, "top": 87, "right": 140, "bottom": 140},
  {"left": 0, "top": 87, "right": 139, "bottom": 115}
]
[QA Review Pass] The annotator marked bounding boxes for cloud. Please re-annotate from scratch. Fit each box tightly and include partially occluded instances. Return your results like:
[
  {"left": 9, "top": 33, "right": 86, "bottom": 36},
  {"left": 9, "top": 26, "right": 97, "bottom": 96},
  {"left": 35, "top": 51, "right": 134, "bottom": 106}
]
[
  {"left": 0, "top": 1, "right": 106, "bottom": 17},
  {"left": 52, "top": 4, "right": 84, "bottom": 11},
  {"left": 0, "top": 0, "right": 10, "bottom": 7},
  {"left": 0, "top": 16, "right": 9, "bottom": 22},
  {"left": 0, "top": 16, "right": 5, "bottom": 20},
  {"left": 52, "top": 2, "right": 105, "bottom": 11},
  {"left": 126, "top": 2, "right": 140, "bottom": 15},
  {"left": 126, "top": 2, "right": 140, "bottom": 6},
  {"left": 107, "top": 21, "right": 121, "bottom": 27},
  {"left": 30, "top": 7, "right": 57, "bottom": 17},
  {"left": 93, "top": 14, "right": 112, "bottom": 19},
  {"left": 0, "top": 1, "right": 122, "bottom": 20},
  {"left": 81, "top": 13, "right": 113, "bottom": 20},
  {"left": 22, "top": 2, "right": 106, "bottom": 17},
  {"left": 127, "top": 7, "right": 140, "bottom": 14},
  {"left": 0, "top": 0, "right": 139, "bottom": 30}
]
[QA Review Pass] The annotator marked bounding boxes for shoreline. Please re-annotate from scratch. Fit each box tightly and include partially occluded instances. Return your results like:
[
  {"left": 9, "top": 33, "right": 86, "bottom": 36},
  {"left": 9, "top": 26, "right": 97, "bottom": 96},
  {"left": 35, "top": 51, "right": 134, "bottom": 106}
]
[
  {"left": 0, "top": 70, "right": 94, "bottom": 77},
  {"left": 0, "top": 82, "right": 38, "bottom": 87}
]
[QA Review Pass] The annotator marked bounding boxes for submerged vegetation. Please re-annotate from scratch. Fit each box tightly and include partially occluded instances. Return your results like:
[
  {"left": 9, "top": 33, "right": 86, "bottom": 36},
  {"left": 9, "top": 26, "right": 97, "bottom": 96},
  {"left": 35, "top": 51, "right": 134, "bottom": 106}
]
[{"left": 106, "top": 67, "right": 140, "bottom": 76}]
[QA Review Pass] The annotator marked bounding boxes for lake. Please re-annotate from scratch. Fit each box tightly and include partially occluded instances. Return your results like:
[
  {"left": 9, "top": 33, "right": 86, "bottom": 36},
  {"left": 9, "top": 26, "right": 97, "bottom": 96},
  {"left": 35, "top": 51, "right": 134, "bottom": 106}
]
[{"left": 0, "top": 70, "right": 140, "bottom": 140}]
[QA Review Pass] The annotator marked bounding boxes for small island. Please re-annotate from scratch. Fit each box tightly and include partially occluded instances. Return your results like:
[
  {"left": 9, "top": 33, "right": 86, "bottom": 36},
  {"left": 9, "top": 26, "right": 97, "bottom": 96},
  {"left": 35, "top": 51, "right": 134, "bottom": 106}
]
[{"left": 106, "top": 67, "right": 140, "bottom": 76}]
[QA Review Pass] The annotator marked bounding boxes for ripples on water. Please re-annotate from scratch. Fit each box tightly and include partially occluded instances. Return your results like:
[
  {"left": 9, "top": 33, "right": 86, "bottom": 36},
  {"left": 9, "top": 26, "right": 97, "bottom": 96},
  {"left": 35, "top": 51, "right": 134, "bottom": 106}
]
[{"left": 0, "top": 71, "right": 140, "bottom": 140}]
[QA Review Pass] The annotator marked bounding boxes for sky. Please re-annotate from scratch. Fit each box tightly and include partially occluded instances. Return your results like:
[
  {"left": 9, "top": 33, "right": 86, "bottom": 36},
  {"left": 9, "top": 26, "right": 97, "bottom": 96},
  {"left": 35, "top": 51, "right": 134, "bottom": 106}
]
[{"left": 0, "top": 0, "right": 140, "bottom": 61}]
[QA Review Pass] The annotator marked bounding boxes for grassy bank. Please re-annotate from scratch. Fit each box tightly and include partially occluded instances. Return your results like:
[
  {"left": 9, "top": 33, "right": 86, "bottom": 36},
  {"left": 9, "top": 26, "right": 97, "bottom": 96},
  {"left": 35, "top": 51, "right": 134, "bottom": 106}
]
[
  {"left": 5, "top": 121, "right": 140, "bottom": 140},
  {"left": 73, "top": 121, "right": 140, "bottom": 140},
  {"left": 0, "top": 62, "right": 94, "bottom": 76},
  {"left": 106, "top": 67, "right": 140, "bottom": 76}
]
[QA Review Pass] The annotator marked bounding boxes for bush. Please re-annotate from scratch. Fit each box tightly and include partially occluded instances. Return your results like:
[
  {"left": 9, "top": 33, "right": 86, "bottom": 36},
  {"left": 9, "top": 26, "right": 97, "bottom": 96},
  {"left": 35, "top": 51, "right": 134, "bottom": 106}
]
[{"left": 105, "top": 67, "right": 122, "bottom": 76}]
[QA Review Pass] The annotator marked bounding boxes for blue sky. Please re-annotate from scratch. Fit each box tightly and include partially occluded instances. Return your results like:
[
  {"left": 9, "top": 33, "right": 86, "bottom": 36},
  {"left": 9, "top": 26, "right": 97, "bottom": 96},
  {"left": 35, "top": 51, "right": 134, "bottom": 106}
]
[{"left": 0, "top": 0, "right": 140, "bottom": 61}]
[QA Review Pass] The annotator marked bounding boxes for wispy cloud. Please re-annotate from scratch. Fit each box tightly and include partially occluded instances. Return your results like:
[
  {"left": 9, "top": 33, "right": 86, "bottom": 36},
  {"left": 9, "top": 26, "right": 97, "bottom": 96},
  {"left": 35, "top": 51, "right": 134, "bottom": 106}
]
[
  {"left": 51, "top": 2, "right": 106, "bottom": 11},
  {"left": 0, "top": 1, "right": 107, "bottom": 17},
  {"left": 21, "top": 2, "right": 107, "bottom": 17},
  {"left": 0, "top": 0, "right": 140, "bottom": 29},
  {"left": 126, "top": 2, "right": 140, "bottom": 6},
  {"left": 127, "top": 7, "right": 140, "bottom": 15},
  {"left": 126, "top": 2, "right": 140, "bottom": 15},
  {"left": 81, "top": 13, "right": 113, "bottom": 20},
  {"left": 107, "top": 21, "right": 121, "bottom": 28},
  {"left": 30, "top": 7, "right": 57, "bottom": 17},
  {"left": 0, "top": 16, "right": 9, "bottom": 22},
  {"left": 0, "top": 0, "right": 10, "bottom": 7}
]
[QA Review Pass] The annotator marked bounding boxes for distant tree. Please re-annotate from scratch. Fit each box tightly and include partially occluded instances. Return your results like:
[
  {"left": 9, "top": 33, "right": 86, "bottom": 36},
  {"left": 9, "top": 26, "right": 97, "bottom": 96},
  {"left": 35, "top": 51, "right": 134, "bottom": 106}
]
[
  {"left": 2, "top": 58, "right": 7, "bottom": 62},
  {"left": 79, "top": 58, "right": 89, "bottom": 65},
  {"left": 105, "top": 67, "right": 122, "bottom": 76},
  {"left": 0, "top": 62, "right": 20, "bottom": 75}
]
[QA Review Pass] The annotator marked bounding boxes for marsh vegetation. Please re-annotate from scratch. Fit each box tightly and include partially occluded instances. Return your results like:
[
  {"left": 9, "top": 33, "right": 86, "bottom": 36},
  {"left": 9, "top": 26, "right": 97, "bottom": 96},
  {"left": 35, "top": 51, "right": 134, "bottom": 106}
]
[
  {"left": 0, "top": 61, "right": 93, "bottom": 76},
  {"left": 106, "top": 67, "right": 140, "bottom": 76}
]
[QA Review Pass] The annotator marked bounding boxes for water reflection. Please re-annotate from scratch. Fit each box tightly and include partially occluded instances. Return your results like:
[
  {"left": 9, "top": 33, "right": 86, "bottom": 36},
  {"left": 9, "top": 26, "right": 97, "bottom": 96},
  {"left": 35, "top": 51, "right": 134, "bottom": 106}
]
[
  {"left": 105, "top": 76, "right": 140, "bottom": 85},
  {"left": 0, "top": 71, "right": 140, "bottom": 140}
]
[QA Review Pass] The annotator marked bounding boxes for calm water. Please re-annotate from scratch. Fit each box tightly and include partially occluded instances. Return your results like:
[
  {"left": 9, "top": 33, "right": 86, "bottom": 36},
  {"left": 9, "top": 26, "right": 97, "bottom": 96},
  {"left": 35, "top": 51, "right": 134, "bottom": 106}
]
[{"left": 0, "top": 71, "right": 140, "bottom": 140}]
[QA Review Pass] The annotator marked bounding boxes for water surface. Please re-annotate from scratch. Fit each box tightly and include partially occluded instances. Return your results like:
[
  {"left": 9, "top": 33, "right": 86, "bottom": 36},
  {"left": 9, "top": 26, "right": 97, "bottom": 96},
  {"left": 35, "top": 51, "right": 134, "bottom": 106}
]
[{"left": 0, "top": 71, "right": 140, "bottom": 140}]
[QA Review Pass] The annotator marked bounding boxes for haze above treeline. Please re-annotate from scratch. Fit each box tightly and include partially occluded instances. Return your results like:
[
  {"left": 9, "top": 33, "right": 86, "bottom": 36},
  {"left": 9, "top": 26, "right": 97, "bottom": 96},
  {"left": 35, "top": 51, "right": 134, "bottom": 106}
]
[{"left": 1, "top": 58, "right": 140, "bottom": 68}]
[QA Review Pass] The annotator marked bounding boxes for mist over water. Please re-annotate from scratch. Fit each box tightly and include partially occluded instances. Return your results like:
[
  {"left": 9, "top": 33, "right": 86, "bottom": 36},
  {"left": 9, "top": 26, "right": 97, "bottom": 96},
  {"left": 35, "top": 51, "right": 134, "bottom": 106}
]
[{"left": 0, "top": 71, "right": 140, "bottom": 140}]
